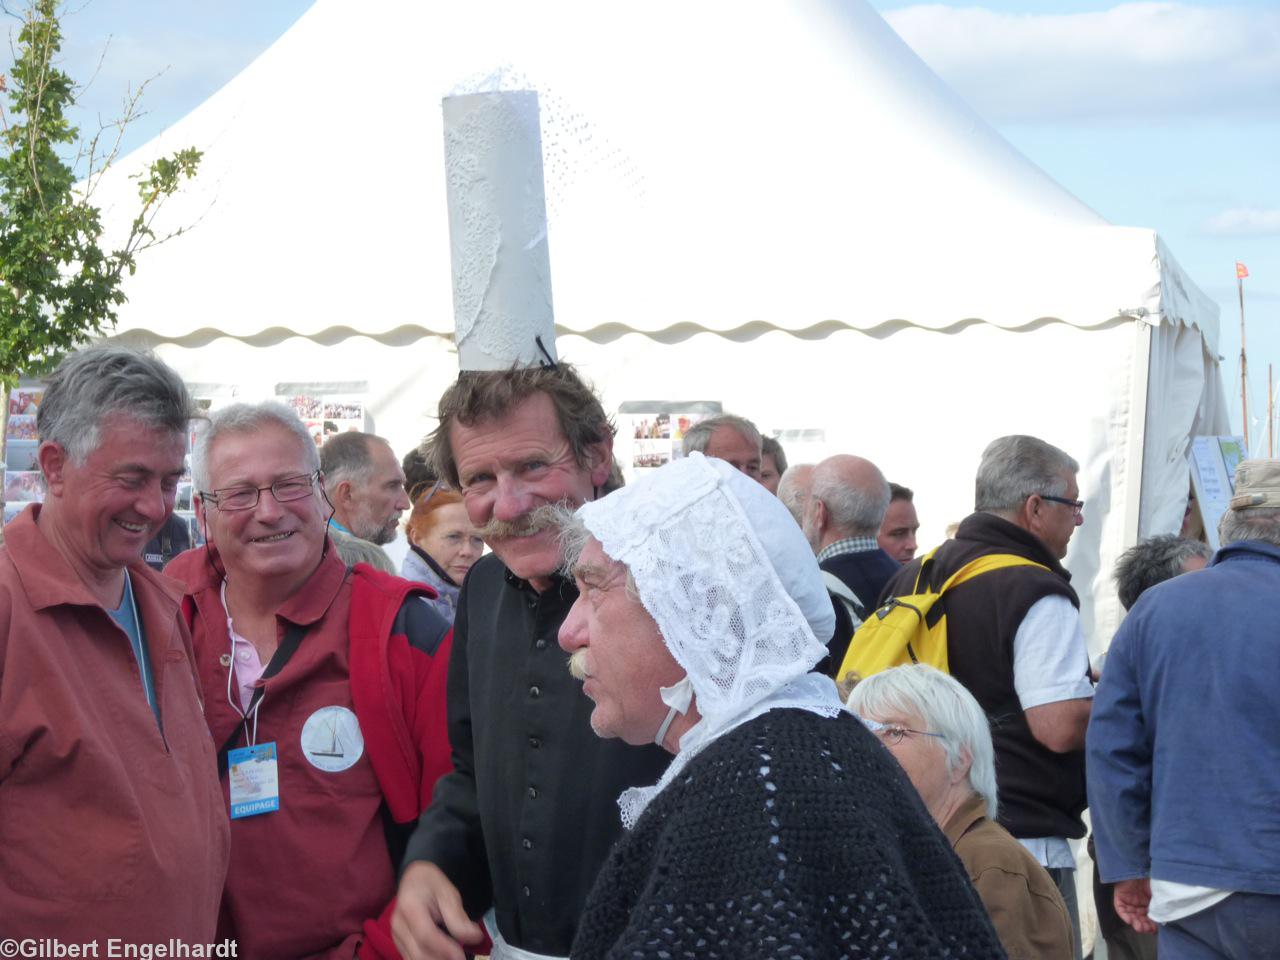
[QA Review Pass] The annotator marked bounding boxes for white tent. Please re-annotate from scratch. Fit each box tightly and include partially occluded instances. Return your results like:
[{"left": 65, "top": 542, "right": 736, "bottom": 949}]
[{"left": 96, "top": 0, "right": 1228, "bottom": 652}]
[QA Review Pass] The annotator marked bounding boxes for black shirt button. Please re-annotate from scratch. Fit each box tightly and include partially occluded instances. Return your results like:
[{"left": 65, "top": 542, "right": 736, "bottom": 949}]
[
  {"left": 535, "top": 638, "right": 548, "bottom": 650},
  {"left": 522, "top": 838, "right": 533, "bottom": 850},
  {"left": 528, "top": 786, "right": 538, "bottom": 799},
  {"left": 522, "top": 885, "right": 531, "bottom": 897},
  {"left": 529, "top": 685, "right": 540, "bottom": 698},
  {"left": 528, "top": 736, "right": 541, "bottom": 749}
]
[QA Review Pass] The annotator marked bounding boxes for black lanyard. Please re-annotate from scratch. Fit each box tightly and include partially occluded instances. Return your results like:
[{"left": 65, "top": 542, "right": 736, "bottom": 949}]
[{"left": 216, "top": 621, "right": 308, "bottom": 777}]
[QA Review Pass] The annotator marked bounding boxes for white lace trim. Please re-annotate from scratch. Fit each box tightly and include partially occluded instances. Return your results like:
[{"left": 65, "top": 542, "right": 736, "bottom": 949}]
[
  {"left": 579, "top": 454, "right": 834, "bottom": 737},
  {"left": 618, "top": 674, "right": 843, "bottom": 830}
]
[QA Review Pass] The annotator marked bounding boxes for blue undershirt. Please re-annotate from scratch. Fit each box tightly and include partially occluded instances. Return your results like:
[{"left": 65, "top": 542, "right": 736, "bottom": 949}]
[{"left": 108, "top": 570, "right": 160, "bottom": 727}]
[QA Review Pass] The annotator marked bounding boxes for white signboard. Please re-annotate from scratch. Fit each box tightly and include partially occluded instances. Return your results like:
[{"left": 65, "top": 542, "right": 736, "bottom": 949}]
[{"left": 1188, "top": 436, "right": 1246, "bottom": 550}]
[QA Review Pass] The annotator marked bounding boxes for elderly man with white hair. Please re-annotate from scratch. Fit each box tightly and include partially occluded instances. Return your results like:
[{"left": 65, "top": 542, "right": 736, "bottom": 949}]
[
  {"left": 168, "top": 401, "right": 454, "bottom": 959},
  {"left": 557, "top": 453, "right": 1004, "bottom": 960},
  {"left": 848, "top": 665, "right": 1073, "bottom": 960}
]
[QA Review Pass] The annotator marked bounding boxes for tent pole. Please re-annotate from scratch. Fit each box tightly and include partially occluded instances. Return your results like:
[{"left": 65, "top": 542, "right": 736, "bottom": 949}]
[
  {"left": 1239, "top": 276, "right": 1249, "bottom": 450},
  {"left": 1270, "top": 364, "right": 1275, "bottom": 459}
]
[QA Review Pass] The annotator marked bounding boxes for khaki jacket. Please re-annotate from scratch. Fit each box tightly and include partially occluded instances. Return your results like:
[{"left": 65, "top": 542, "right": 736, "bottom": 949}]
[
  {"left": 0, "top": 506, "right": 229, "bottom": 941},
  {"left": 944, "top": 793, "right": 1074, "bottom": 960}
]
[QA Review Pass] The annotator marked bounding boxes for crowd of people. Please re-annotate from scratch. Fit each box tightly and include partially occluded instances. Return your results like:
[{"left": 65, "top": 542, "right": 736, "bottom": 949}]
[{"left": 1, "top": 343, "right": 1277, "bottom": 960}]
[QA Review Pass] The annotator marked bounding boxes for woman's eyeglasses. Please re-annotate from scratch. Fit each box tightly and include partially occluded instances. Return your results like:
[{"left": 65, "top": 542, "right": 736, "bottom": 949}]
[{"left": 858, "top": 716, "right": 945, "bottom": 747}]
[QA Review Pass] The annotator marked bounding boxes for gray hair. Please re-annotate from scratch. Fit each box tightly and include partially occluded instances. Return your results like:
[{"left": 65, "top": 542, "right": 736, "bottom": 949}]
[
  {"left": 1219, "top": 506, "right": 1280, "bottom": 550},
  {"left": 556, "top": 504, "right": 639, "bottom": 599},
  {"left": 777, "top": 464, "right": 815, "bottom": 524},
  {"left": 811, "top": 458, "right": 890, "bottom": 537},
  {"left": 1114, "top": 534, "right": 1213, "bottom": 610},
  {"left": 192, "top": 402, "right": 319, "bottom": 494},
  {"left": 975, "top": 435, "right": 1079, "bottom": 514},
  {"left": 761, "top": 436, "right": 788, "bottom": 474},
  {"left": 330, "top": 528, "right": 397, "bottom": 573},
  {"left": 320, "top": 431, "right": 389, "bottom": 490},
  {"left": 37, "top": 345, "right": 194, "bottom": 465},
  {"left": 846, "top": 664, "right": 998, "bottom": 820},
  {"left": 682, "top": 413, "right": 762, "bottom": 458}
]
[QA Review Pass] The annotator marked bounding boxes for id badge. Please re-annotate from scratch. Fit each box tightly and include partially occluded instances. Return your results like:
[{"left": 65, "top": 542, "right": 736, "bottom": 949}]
[{"left": 228, "top": 742, "right": 281, "bottom": 819}]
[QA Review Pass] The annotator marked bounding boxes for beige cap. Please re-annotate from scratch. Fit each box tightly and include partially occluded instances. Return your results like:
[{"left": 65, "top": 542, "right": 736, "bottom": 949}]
[{"left": 1229, "top": 459, "right": 1280, "bottom": 510}]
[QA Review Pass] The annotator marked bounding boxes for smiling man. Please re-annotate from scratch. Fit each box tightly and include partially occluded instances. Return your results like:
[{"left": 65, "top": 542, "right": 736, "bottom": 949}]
[
  {"left": 392, "top": 364, "right": 670, "bottom": 960},
  {"left": 0, "top": 346, "right": 228, "bottom": 942},
  {"left": 166, "top": 402, "right": 453, "bottom": 959}
]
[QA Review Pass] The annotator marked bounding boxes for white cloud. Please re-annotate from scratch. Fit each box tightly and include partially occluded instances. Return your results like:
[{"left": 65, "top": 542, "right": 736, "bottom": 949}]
[
  {"left": 1205, "top": 207, "right": 1280, "bottom": 236},
  {"left": 883, "top": 2, "right": 1280, "bottom": 123}
]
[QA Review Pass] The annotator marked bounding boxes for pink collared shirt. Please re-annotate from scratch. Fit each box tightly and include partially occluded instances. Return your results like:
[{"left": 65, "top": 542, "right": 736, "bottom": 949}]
[
  {"left": 229, "top": 626, "right": 266, "bottom": 712},
  {"left": 221, "top": 582, "right": 267, "bottom": 712}
]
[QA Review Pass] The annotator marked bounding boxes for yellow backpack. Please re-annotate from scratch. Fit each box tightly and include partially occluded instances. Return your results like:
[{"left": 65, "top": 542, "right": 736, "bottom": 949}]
[{"left": 837, "top": 549, "right": 1048, "bottom": 684}]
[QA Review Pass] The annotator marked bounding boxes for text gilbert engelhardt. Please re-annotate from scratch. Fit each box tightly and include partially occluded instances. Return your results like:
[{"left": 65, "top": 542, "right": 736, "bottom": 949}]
[{"left": 0, "top": 940, "right": 237, "bottom": 959}]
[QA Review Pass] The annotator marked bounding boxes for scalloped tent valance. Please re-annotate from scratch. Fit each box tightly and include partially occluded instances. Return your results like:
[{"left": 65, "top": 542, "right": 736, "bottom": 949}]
[
  {"left": 91, "top": 0, "right": 1216, "bottom": 353},
  {"left": 94, "top": 0, "right": 1228, "bottom": 656}
]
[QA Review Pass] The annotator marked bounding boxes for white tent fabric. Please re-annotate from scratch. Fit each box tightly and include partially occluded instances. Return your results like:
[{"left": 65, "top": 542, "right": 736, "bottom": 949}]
[{"left": 96, "top": 0, "right": 1228, "bottom": 653}]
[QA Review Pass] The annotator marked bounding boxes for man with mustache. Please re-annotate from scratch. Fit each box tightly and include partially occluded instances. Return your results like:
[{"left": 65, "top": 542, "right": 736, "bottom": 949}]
[{"left": 393, "top": 364, "right": 670, "bottom": 960}]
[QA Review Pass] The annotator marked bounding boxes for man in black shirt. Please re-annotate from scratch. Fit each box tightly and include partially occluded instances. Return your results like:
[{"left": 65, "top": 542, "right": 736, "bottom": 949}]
[
  {"left": 143, "top": 512, "right": 192, "bottom": 571},
  {"left": 392, "top": 364, "right": 669, "bottom": 960}
]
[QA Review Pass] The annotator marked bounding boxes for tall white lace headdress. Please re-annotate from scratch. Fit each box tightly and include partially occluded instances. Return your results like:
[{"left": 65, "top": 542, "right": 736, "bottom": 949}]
[{"left": 576, "top": 452, "right": 843, "bottom": 828}]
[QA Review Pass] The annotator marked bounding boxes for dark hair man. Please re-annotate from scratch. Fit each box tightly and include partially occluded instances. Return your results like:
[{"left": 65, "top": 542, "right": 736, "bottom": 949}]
[
  {"left": 402, "top": 444, "right": 438, "bottom": 503},
  {"left": 878, "top": 482, "right": 921, "bottom": 563},
  {"left": 0, "top": 346, "right": 228, "bottom": 941},
  {"left": 1113, "top": 533, "right": 1211, "bottom": 612},
  {"left": 392, "top": 364, "right": 669, "bottom": 960}
]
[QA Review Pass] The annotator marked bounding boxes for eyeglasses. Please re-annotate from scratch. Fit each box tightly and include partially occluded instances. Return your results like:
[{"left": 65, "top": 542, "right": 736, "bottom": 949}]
[
  {"left": 858, "top": 716, "right": 945, "bottom": 746},
  {"left": 1040, "top": 494, "right": 1085, "bottom": 516},
  {"left": 411, "top": 479, "right": 447, "bottom": 505},
  {"left": 201, "top": 471, "right": 319, "bottom": 512}
]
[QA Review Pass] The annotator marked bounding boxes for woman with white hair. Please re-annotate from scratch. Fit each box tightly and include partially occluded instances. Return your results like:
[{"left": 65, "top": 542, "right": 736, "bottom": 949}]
[{"left": 848, "top": 664, "right": 1073, "bottom": 960}]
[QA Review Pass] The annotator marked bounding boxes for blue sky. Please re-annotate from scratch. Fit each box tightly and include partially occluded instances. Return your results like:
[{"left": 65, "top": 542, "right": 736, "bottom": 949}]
[{"left": 7, "top": 0, "right": 1278, "bottom": 444}]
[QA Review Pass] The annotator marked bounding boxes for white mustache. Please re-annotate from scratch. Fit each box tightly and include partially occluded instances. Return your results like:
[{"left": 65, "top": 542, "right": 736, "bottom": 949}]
[{"left": 568, "top": 650, "right": 592, "bottom": 681}]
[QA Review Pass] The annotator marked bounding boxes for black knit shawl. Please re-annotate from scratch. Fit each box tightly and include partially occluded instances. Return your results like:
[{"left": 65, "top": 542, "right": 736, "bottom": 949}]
[{"left": 573, "top": 709, "right": 1007, "bottom": 959}]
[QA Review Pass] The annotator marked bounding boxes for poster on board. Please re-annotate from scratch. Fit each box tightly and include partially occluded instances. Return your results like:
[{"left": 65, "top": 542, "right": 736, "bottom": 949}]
[
  {"left": 1188, "top": 435, "right": 1246, "bottom": 551},
  {"left": 281, "top": 392, "right": 368, "bottom": 447},
  {"left": 616, "top": 401, "right": 722, "bottom": 479},
  {"left": 8, "top": 388, "right": 43, "bottom": 417}
]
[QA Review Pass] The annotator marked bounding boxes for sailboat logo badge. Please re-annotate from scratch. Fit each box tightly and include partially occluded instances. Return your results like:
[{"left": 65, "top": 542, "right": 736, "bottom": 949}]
[{"left": 300, "top": 705, "right": 365, "bottom": 773}]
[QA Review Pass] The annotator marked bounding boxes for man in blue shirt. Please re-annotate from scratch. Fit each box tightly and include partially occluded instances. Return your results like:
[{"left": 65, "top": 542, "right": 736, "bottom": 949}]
[{"left": 1088, "top": 459, "right": 1280, "bottom": 958}]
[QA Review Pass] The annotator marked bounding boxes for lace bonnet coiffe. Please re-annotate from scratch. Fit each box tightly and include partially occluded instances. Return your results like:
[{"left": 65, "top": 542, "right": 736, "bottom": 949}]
[{"left": 575, "top": 452, "right": 843, "bottom": 827}]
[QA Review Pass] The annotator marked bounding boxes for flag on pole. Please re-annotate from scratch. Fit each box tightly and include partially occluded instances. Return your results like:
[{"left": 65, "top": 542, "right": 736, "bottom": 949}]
[{"left": 1237, "top": 262, "right": 1249, "bottom": 279}]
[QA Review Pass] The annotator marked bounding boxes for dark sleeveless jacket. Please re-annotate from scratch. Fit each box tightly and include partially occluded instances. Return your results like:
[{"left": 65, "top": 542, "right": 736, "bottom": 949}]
[{"left": 882, "top": 512, "right": 1088, "bottom": 841}]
